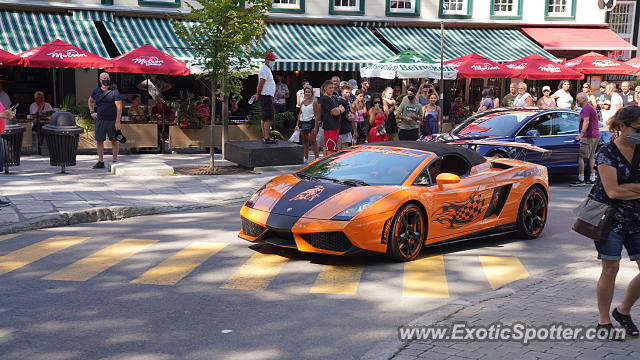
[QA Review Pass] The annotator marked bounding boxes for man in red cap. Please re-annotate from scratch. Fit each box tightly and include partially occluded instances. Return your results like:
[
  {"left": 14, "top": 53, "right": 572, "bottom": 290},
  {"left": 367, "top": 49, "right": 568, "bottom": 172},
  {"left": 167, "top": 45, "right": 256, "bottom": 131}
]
[{"left": 255, "top": 53, "right": 278, "bottom": 144}]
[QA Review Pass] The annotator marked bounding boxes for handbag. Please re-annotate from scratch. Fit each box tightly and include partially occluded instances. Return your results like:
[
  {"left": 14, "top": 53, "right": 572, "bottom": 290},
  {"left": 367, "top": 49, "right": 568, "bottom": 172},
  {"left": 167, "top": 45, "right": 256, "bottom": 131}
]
[
  {"left": 572, "top": 145, "right": 640, "bottom": 241},
  {"left": 289, "top": 128, "right": 300, "bottom": 143}
]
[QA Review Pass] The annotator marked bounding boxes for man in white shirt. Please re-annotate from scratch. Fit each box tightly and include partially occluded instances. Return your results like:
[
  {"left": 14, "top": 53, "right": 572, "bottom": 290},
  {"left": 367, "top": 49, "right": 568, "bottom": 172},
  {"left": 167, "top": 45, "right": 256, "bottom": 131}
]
[
  {"left": 0, "top": 83, "right": 11, "bottom": 110},
  {"left": 255, "top": 53, "right": 277, "bottom": 144},
  {"left": 29, "top": 91, "right": 53, "bottom": 117},
  {"left": 602, "top": 83, "right": 623, "bottom": 127},
  {"left": 620, "top": 81, "right": 634, "bottom": 106}
]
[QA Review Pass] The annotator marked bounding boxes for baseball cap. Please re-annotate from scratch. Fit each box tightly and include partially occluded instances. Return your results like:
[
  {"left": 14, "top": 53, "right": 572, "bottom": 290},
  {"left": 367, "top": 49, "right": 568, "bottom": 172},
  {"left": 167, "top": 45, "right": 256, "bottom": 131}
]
[
  {"left": 115, "top": 129, "right": 127, "bottom": 144},
  {"left": 265, "top": 53, "right": 277, "bottom": 60},
  {"left": 542, "top": 86, "right": 551, "bottom": 92}
]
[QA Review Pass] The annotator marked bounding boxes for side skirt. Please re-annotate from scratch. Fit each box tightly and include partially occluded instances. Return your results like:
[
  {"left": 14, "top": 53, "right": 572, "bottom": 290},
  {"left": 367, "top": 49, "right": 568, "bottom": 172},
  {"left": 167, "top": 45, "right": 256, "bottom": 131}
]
[{"left": 425, "top": 223, "right": 517, "bottom": 248}]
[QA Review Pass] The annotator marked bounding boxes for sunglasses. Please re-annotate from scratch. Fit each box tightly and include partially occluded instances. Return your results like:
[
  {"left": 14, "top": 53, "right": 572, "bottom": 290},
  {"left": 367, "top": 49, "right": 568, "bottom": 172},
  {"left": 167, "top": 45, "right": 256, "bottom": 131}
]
[{"left": 583, "top": 86, "right": 590, "bottom": 89}]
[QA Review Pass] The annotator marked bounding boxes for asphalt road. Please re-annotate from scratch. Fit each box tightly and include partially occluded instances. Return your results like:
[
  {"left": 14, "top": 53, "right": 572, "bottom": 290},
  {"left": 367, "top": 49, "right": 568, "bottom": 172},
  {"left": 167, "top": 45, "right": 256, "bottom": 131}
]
[{"left": 0, "top": 180, "right": 598, "bottom": 360}]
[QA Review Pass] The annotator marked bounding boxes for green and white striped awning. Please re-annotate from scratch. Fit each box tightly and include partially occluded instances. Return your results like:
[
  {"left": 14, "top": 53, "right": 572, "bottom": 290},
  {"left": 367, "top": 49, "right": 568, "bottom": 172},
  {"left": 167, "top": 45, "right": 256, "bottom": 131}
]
[
  {"left": 377, "top": 27, "right": 558, "bottom": 63},
  {"left": 259, "top": 23, "right": 394, "bottom": 71},
  {"left": 72, "top": 10, "right": 114, "bottom": 23},
  {"left": 0, "top": 10, "right": 109, "bottom": 57},
  {"left": 103, "top": 16, "right": 194, "bottom": 60}
]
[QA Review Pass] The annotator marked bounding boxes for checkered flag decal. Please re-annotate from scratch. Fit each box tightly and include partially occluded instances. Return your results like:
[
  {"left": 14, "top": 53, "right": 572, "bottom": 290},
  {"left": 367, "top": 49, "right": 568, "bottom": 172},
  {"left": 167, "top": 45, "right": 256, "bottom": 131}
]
[{"left": 433, "top": 192, "right": 487, "bottom": 229}]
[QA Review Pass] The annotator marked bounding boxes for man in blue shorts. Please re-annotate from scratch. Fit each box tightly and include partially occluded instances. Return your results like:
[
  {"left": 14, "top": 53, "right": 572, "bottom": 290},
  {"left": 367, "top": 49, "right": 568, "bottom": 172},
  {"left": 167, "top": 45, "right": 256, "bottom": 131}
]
[{"left": 88, "top": 72, "right": 122, "bottom": 169}]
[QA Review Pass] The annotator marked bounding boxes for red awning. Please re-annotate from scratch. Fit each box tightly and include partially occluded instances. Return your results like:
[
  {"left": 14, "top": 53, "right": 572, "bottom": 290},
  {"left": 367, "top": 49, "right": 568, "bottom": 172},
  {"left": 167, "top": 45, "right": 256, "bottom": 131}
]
[
  {"left": 444, "top": 53, "right": 516, "bottom": 79},
  {"left": 18, "top": 40, "right": 111, "bottom": 68},
  {"left": 562, "top": 52, "right": 640, "bottom": 75},
  {"left": 522, "top": 27, "right": 636, "bottom": 51},
  {"left": 504, "top": 54, "right": 583, "bottom": 80}
]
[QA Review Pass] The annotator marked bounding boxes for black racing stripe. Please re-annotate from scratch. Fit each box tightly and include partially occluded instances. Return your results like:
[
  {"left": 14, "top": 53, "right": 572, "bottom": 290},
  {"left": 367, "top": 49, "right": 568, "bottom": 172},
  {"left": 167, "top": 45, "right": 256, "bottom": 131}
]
[{"left": 266, "top": 180, "right": 349, "bottom": 229}]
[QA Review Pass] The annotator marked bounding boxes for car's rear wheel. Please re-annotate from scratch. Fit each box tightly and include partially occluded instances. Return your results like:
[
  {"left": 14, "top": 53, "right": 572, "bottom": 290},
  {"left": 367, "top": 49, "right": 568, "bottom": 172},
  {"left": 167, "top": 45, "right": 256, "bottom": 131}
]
[
  {"left": 387, "top": 203, "right": 426, "bottom": 262},
  {"left": 516, "top": 187, "right": 547, "bottom": 239}
]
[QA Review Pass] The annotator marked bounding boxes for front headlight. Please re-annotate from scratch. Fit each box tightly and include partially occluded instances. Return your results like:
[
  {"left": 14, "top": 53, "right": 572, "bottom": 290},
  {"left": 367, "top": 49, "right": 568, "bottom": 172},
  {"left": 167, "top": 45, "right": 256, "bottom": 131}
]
[
  {"left": 331, "top": 194, "right": 386, "bottom": 221},
  {"left": 244, "top": 182, "right": 269, "bottom": 208}
]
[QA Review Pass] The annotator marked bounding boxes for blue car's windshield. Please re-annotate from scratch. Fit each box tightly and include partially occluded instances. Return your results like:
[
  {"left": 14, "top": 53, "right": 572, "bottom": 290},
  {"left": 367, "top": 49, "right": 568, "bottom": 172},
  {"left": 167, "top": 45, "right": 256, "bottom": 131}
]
[
  {"left": 299, "top": 146, "right": 429, "bottom": 186},
  {"left": 456, "top": 112, "right": 531, "bottom": 137}
]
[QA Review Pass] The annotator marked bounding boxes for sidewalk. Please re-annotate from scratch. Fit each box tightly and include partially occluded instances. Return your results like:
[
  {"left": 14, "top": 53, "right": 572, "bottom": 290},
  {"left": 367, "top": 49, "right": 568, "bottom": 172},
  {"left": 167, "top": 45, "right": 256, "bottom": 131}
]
[
  {"left": 365, "top": 260, "right": 640, "bottom": 360},
  {"left": 0, "top": 153, "right": 292, "bottom": 234}
]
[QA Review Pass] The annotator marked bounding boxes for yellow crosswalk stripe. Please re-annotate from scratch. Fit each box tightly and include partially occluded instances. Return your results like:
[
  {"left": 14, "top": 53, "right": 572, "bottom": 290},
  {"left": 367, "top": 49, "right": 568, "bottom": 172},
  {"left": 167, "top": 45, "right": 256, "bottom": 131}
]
[
  {"left": 43, "top": 239, "right": 158, "bottom": 282},
  {"left": 403, "top": 255, "right": 449, "bottom": 298},
  {"left": 309, "top": 264, "right": 364, "bottom": 295},
  {"left": 220, "top": 252, "right": 288, "bottom": 291},
  {"left": 131, "top": 242, "right": 229, "bottom": 285},
  {"left": 479, "top": 256, "right": 530, "bottom": 290},
  {"left": 0, "top": 236, "right": 90, "bottom": 276},
  {"left": 0, "top": 234, "right": 18, "bottom": 242}
]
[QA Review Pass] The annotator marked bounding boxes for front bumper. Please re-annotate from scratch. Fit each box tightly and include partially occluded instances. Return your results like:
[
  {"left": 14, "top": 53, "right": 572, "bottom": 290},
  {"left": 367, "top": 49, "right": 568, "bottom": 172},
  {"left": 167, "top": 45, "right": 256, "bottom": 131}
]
[{"left": 239, "top": 205, "right": 390, "bottom": 255}]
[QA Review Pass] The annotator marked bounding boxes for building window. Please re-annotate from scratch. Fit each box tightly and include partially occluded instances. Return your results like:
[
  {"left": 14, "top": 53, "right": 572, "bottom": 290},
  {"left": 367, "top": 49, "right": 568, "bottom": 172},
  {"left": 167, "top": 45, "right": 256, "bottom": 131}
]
[
  {"left": 545, "top": 0, "right": 576, "bottom": 19},
  {"left": 607, "top": 0, "right": 636, "bottom": 60},
  {"left": 330, "top": 0, "right": 364, "bottom": 15},
  {"left": 272, "top": 0, "right": 305, "bottom": 12},
  {"left": 491, "top": 0, "right": 521, "bottom": 18},
  {"left": 138, "top": 0, "right": 181, "bottom": 7},
  {"left": 439, "top": 0, "right": 472, "bottom": 18},
  {"left": 386, "top": 0, "right": 419, "bottom": 16}
]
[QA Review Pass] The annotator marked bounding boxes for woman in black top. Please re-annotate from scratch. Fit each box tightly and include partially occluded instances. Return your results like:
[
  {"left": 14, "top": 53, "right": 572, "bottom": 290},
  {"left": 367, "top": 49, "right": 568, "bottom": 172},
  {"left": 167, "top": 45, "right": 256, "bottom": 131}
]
[{"left": 591, "top": 105, "right": 640, "bottom": 337}]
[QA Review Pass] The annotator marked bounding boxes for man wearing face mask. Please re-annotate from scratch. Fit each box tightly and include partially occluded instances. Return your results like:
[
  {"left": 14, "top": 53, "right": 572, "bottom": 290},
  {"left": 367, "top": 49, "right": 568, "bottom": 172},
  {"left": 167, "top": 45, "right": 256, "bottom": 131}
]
[
  {"left": 88, "top": 72, "right": 122, "bottom": 169},
  {"left": 255, "top": 53, "right": 278, "bottom": 144},
  {"left": 396, "top": 87, "right": 423, "bottom": 141}
]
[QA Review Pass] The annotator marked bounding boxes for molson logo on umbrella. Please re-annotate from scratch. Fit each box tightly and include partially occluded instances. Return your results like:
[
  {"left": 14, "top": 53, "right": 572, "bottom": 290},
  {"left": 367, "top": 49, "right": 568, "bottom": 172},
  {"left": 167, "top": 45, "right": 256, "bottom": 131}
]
[
  {"left": 470, "top": 63, "right": 499, "bottom": 72},
  {"left": 448, "top": 61, "right": 463, "bottom": 68},
  {"left": 506, "top": 62, "right": 527, "bottom": 70},
  {"left": 47, "top": 50, "right": 87, "bottom": 59},
  {"left": 538, "top": 64, "right": 561, "bottom": 73},
  {"left": 564, "top": 60, "right": 582, "bottom": 67},
  {"left": 132, "top": 56, "right": 164, "bottom": 66},
  {"left": 593, "top": 59, "right": 619, "bottom": 68}
]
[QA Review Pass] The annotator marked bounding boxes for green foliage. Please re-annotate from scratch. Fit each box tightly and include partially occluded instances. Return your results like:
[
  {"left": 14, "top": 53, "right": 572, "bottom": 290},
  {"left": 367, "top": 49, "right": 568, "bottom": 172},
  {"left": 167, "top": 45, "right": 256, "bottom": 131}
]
[
  {"left": 174, "top": 97, "right": 207, "bottom": 128},
  {"left": 58, "top": 95, "right": 76, "bottom": 112},
  {"left": 247, "top": 102, "right": 262, "bottom": 131},
  {"left": 76, "top": 117, "right": 94, "bottom": 132},
  {"left": 270, "top": 130, "right": 283, "bottom": 140},
  {"left": 174, "top": 0, "right": 271, "bottom": 98},
  {"left": 273, "top": 111, "right": 295, "bottom": 132}
]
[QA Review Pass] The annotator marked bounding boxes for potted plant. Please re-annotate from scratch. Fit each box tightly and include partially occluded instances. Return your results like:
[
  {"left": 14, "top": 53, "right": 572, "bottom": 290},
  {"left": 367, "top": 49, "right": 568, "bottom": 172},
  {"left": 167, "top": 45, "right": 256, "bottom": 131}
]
[{"left": 174, "top": 97, "right": 206, "bottom": 129}]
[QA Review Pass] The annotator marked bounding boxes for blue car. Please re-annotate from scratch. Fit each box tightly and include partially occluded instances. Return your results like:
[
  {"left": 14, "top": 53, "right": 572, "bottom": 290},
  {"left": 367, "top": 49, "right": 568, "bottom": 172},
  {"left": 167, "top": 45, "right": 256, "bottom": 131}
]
[{"left": 428, "top": 108, "right": 612, "bottom": 174}]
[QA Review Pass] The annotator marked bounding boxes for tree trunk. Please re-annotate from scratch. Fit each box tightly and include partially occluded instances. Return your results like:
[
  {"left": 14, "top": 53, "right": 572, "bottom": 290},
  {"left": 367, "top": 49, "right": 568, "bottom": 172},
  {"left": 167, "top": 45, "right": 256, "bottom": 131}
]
[
  {"left": 221, "top": 75, "right": 229, "bottom": 160},
  {"left": 209, "top": 78, "right": 217, "bottom": 171}
]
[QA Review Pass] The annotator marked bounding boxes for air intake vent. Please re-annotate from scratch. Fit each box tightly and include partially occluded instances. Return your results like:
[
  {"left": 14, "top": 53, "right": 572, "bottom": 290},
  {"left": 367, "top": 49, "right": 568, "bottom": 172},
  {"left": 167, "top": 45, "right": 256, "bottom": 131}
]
[
  {"left": 300, "top": 232, "right": 352, "bottom": 252},
  {"left": 241, "top": 217, "right": 266, "bottom": 237}
]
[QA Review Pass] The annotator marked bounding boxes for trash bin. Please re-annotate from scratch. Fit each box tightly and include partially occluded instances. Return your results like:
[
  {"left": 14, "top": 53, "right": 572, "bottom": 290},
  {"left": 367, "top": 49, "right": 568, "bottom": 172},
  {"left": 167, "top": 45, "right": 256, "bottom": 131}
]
[
  {"left": 1, "top": 116, "right": 25, "bottom": 173},
  {"left": 42, "top": 111, "right": 84, "bottom": 174}
]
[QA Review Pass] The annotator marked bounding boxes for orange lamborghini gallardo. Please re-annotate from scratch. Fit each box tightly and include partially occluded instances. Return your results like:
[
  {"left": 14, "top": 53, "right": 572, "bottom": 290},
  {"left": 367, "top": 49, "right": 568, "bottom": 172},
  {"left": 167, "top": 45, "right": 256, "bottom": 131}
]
[{"left": 239, "top": 141, "right": 549, "bottom": 261}]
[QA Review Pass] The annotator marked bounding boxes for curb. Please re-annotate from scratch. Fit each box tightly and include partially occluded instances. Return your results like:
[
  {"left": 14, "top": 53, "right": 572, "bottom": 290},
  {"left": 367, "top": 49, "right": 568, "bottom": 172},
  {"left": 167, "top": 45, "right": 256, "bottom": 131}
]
[
  {"left": 0, "top": 194, "right": 251, "bottom": 236},
  {"left": 359, "top": 260, "right": 595, "bottom": 360}
]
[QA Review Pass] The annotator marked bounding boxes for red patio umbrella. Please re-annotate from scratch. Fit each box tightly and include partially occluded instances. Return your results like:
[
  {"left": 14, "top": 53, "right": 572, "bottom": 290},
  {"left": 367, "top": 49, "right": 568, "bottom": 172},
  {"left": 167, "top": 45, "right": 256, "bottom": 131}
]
[
  {"left": 104, "top": 44, "right": 190, "bottom": 76},
  {"left": 0, "top": 48, "right": 24, "bottom": 67},
  {"left": 18, "top": 39, "right": 111, "bottom": 68},
  {"left": 504, "top": 54, "right": 583, "bottom": 80},
  {"left": 624, "top": 56, "right": 640, "bottom": 70},
  {"left": 444, "top": 53, "right": 515, "bottom": 78},
  {"left": 561, "top": 52, "right": 639, "bottom": 75}
]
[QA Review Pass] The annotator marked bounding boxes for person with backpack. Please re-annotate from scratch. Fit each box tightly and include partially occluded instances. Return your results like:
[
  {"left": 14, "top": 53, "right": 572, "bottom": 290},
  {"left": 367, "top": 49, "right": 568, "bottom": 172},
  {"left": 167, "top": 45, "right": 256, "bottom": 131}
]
[{"left": 88, "top": 72, "right": 123, "bottom": 169}]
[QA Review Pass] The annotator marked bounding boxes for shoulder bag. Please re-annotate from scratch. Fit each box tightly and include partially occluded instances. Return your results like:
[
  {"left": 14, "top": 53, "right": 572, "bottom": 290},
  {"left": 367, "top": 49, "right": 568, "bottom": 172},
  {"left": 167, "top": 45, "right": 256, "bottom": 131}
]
[{"left": 572, "top": 145, "right": 640, "bottom": 241}]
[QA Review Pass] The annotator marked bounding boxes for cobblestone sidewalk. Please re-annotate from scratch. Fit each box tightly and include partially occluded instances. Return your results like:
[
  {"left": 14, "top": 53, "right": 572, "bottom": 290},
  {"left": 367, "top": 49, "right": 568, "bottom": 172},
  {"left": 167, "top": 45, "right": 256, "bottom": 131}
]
[
  {"left": 386, "top": 260, "right": 640, "bottom": 360},
  {"left": 0, "top": 153, "right": 290, "bottom": 233}
]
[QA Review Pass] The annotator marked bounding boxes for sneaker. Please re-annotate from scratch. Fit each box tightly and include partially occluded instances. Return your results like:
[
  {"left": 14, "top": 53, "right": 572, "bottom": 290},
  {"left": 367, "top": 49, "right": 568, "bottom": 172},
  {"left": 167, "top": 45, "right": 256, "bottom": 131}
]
[
  {"left": 586, "top": 179, "right": 595, "bottom": 185},
  {"left": 0, "top": 200, "right": 11, "bottom": 207},
  {"left": 263, "top": 138, "right": 277, "bottom": 144},
  {"left": 569, "top": 180, "right": 586, "bottom": 187},
  {"left": 92, "top": 161, "right": 105, "bottom": 169}
]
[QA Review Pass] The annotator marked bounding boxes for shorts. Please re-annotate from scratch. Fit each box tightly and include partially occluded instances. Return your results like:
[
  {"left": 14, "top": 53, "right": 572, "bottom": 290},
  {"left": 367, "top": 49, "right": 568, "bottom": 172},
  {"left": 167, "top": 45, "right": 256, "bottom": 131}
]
[
  {"left": 323, "top": 129, "right": 339, "bottom": 152},
  {"left": 339, "top": 132, "right": 352, "bottom": 144},
  {"left": 260, "top": 95, "right": 275, "bottom": 121},
  {"left": 579, "top": 137, "right": 599, "bottom": 158},
  {"left": 95, "top": 119, "right": 116, "bottom": 142},
  {"left": 595, "top": 231, "right": 640, "bottom": 261},
  {"left": 398, "top": 128, "right": 419, "bottom": 141},
  {"left": 299, "top": 120, "right": 314, "bottom": 132}
]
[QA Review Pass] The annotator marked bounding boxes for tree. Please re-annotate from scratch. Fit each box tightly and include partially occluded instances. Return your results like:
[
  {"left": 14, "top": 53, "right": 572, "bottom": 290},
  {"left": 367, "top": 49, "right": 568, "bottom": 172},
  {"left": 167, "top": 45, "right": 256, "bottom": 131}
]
[{"left": 174, "top": 0, "right": 271, "bottom": 171}]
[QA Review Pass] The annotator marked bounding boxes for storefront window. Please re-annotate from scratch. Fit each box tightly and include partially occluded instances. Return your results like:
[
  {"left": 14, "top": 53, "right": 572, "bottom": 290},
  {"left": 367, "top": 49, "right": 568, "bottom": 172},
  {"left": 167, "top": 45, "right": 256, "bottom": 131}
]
[
  {"left": 608, "top": 1, "right": 636, "bottom": 60},
  {"left": 272, "top": 0, "right": 299, "bottom": 9},
  {"left": 330, "top": 0, "right": 364, "bottom": 14},
  {"left": 389, "top": 0, "right": 413, "bottom": 12}
]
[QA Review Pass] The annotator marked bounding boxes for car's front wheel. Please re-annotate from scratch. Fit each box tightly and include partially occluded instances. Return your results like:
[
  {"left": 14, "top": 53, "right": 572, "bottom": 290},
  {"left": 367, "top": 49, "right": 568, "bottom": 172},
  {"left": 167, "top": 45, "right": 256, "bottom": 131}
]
[
  {"left": 516, "top": 187, "right": 548, "bottom": 239},
  {"left": 387, "top": 203, "right": 426, "bottom": 261}
]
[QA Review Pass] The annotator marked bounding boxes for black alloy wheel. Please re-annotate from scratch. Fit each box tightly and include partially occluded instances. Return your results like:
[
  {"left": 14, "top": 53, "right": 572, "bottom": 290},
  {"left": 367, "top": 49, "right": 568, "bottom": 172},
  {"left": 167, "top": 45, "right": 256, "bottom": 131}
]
[
  {"left": 387, "top": 203, "right": 426, "bottom": 261},
  {"left": 516, "top": 187, "right": 548, "bottom": 239}
]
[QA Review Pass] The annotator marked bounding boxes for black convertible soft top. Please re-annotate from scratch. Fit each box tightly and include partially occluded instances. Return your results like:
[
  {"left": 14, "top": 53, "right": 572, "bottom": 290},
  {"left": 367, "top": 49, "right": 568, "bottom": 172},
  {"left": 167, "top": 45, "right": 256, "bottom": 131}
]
[{"left": 366, "top": 141, "right": 487, "bottom": 167}]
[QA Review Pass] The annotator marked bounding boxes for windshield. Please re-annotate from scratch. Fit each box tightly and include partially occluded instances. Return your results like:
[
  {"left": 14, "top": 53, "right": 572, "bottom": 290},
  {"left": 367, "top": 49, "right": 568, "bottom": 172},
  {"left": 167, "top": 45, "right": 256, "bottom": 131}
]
[
  {"left": 456, "top": 113, "right": 530, "bottom": 137},
  {"left": 299, "top": 146, "right": 429, "bottom": 186}
]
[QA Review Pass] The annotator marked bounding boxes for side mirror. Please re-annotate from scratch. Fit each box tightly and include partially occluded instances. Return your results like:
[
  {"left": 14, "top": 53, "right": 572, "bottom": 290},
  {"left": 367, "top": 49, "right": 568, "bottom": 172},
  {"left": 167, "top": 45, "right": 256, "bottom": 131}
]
[
  {"left": 436, "top": 173, "right": 461, "bottom": 188},
  {"left": 525, "top": 129, "right": 540, "bottom": 137}
]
